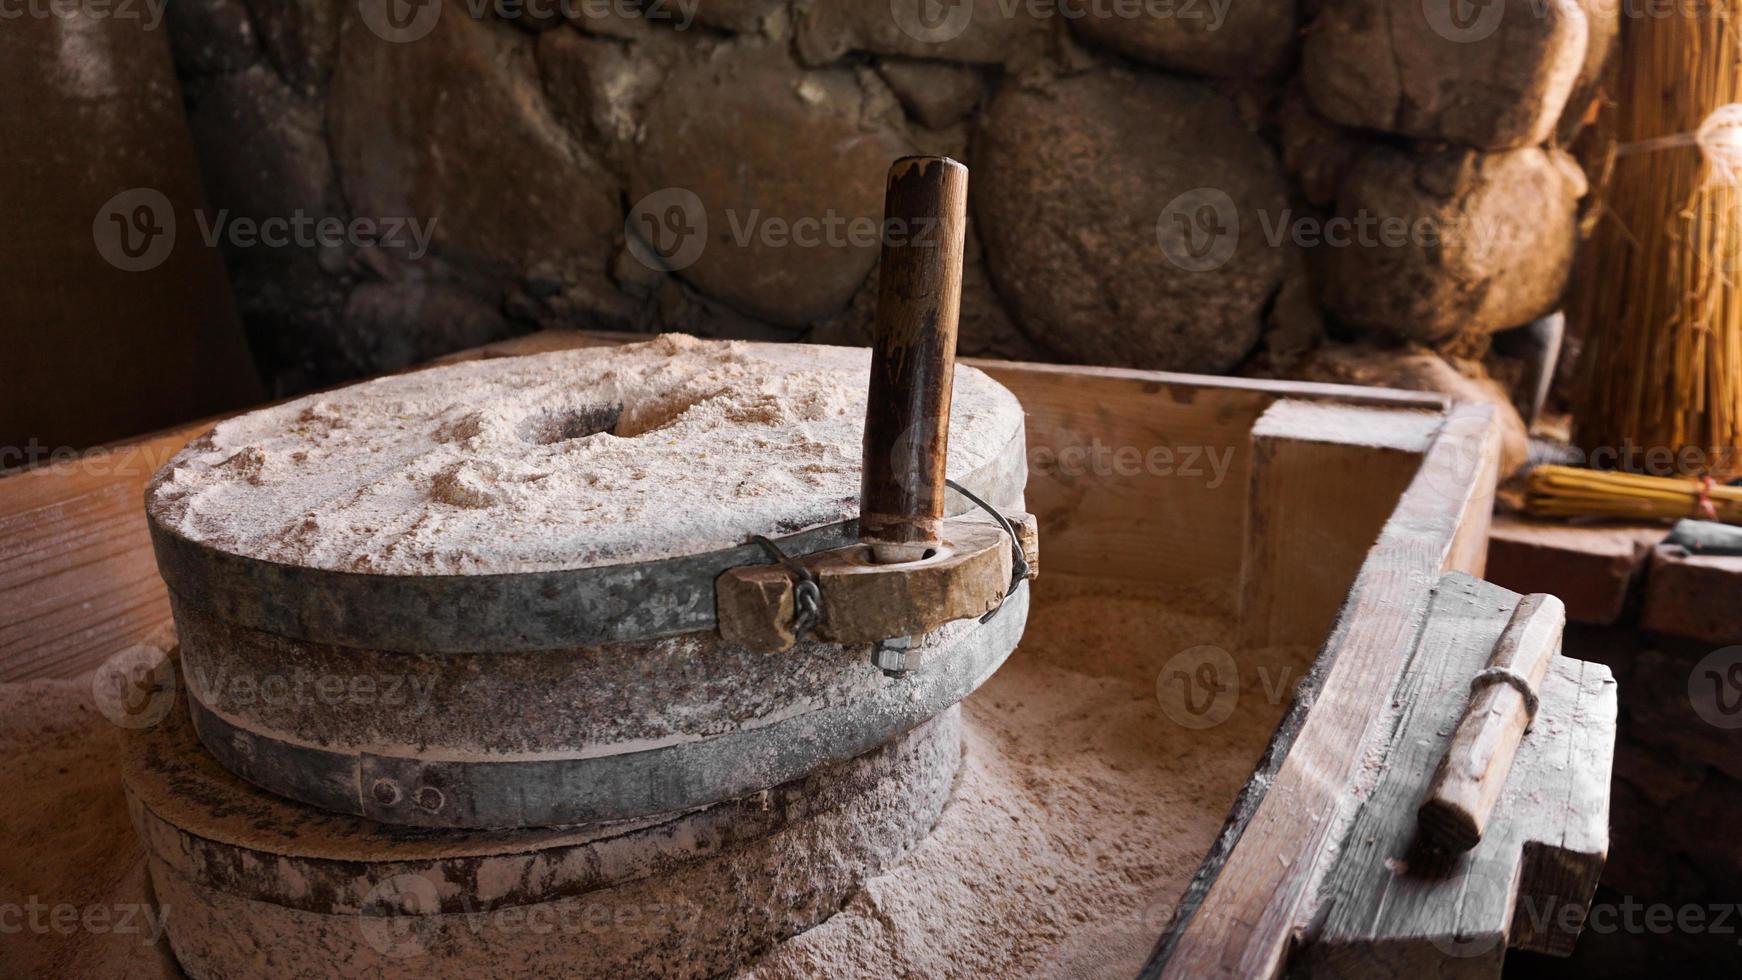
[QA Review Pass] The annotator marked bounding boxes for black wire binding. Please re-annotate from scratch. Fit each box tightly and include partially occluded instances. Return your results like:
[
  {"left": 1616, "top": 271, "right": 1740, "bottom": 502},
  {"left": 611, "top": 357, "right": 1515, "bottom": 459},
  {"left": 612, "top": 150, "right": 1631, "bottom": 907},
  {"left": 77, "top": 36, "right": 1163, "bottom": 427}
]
[
  {"left": 944, "top": 478, "right": 1030, "bottom": 623},
  {"left": 750, "top": 534, "right": 822, "bottom": 639}
]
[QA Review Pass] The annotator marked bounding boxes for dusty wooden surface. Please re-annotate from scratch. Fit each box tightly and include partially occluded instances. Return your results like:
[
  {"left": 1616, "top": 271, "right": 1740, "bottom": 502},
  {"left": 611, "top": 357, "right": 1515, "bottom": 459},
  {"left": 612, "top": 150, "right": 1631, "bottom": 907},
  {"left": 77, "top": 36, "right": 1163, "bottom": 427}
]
[
  {"left": 1239, "top": 399, "right": 1439, "bottom": 651},
  {"left": 0, "top": 423, "right": 204, "bottom": 682},
  {"left": 1152, "top": 403, "right": 1503, "bottom": 979},
  {"left": 1299, "top": 574, "right": 1611, "bottom": 977},
  {"left": 1418, "top": 592, "right": 1565, "bottom": 854}
]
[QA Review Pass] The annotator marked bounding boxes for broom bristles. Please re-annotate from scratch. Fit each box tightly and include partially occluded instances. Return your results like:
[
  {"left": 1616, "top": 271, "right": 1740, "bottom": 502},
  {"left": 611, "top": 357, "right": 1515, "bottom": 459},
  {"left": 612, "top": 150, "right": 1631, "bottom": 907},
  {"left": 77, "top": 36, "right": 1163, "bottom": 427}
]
[
  {"left": 1524, "top": 464, "right": 1742, "bottom": 523},
  {"left": 1572, "top": 2, "right": 1742, "bottom": 479}
]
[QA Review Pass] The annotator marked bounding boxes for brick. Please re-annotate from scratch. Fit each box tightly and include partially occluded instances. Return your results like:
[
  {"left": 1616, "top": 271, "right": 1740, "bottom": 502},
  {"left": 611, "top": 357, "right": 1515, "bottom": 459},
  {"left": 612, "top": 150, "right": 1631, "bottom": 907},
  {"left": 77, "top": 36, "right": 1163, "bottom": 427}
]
[
  {"left": 1485, "top": 514, "right": 1659, "bottom": 625},
  {"left": 1641, "top": 545, "right": 1742, "bottom": 645}
]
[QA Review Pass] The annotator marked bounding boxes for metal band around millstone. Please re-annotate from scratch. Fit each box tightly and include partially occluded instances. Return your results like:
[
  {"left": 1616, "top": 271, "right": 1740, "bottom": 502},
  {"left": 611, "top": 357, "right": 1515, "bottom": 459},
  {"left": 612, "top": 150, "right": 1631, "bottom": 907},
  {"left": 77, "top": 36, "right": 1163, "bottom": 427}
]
[
  {"left": 188, "top": 585, "right": 1027, "bottom": 830},
  {"left": 148, "top": 428, "right": 1027, "bottom": 654}
]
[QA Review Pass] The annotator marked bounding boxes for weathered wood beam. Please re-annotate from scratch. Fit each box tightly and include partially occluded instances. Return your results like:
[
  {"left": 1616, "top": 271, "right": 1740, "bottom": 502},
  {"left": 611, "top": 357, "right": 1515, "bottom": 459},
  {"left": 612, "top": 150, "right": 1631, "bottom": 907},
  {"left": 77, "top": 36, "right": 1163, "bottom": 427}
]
[
  {"left": 1298, "top": 574, "right": 1611, "bottom": 977},
  {"left": 1239, "top": 399, "right": 1440, "bottom": 651}
]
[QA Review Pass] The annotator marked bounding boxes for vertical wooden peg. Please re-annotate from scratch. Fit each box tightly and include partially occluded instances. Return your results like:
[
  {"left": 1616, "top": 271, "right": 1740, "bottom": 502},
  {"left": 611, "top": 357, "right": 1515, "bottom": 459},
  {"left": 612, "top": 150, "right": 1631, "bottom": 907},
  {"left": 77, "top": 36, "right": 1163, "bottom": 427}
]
[{"left": 859, "top": 156, "right": 969, "bottom": 564}]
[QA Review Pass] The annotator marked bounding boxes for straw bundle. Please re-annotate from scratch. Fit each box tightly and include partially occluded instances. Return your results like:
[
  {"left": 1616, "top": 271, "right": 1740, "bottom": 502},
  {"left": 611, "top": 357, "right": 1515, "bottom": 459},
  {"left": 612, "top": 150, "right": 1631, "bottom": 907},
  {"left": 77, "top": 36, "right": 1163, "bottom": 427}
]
[
  {"left": 1573, "top": 3, "right": 1742, "bottom": 479},
  {"left": 1525, "top": 464, "right": 1742, "bottom": 523}
]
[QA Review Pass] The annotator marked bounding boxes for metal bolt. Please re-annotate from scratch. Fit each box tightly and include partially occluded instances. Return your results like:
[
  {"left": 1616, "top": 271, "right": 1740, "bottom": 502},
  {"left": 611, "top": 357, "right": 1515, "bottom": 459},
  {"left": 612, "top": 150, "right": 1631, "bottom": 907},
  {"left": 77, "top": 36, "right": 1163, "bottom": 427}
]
[
  {"left": 873, "top": 636, "right": 915, "bottom": 678},
  {"left": 371, "top": 779, "right": 402, "bottom": 806},
  {"left": 414, "top": 786, "right": 445, "bottom": 813}
]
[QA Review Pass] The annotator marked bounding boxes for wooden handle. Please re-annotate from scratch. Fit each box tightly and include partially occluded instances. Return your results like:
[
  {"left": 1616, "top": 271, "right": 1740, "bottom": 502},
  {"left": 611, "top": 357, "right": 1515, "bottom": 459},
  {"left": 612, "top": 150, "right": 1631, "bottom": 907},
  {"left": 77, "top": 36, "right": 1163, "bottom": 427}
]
[
  {"left": 1417, "top": 592, "right": 1566, "bottom": 853},
  {"left": 860, "top": 156, "right": 969, "bottom": 564}
]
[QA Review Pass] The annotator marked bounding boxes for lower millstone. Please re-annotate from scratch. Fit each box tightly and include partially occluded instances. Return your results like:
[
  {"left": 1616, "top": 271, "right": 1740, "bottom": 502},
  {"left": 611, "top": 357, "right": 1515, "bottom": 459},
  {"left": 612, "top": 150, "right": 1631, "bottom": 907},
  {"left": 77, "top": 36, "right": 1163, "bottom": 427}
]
[
  {"left": 126, "top": 675, "right": 962, "bottom": 980},
  {"left": 175, "top": 585, "right": 1025, "bottom": 829}
]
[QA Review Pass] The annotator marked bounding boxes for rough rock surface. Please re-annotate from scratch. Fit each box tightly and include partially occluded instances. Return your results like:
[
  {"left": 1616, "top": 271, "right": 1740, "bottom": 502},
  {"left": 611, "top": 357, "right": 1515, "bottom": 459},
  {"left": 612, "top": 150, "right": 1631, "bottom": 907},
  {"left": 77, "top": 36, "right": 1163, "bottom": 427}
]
[
  {"left": 1557, "top": 0, "right": 1620, "bottom": 141},
  {"left": 1320, "top": 145, "right": 1584, "bottom": 343},
  {"left": 536, "top": 27, "right": 669, "bottom": 151},
  {"left": 147, "top": 336, "right": 1021, "bottom": 574},
  {"left": 244, "top": 0, "right": 339, "bottom": 95},
  {"left": 693, "top": 0, "right": 789, "bottom": 33},
  {"left": 166, "top": 0, "right": 258, "bottom": 76},
  {"left": 337, "top": 280, "right": 512, "bottom": 374},
  {"left": 1274, "top": 90, "right": 1364, "bottom": 210},
  {"left": 1283, "top": 341, "right": 1530, "bottom": 479},
  {"left": 631, "top": 45, "right": 911, "bottom": 328},
  {"left": 187, "top": 64, "right": 338, "bottom": 250},
  {"left": 329, "top": 3, "right": 621, "bottom": 278},
  {"left": 1068, "top": 0, "right": 1296, "bottom": 79},
  {"left": 795, "top": 0, "right": 1051, "bottom": 66},
  {"left": 876, "top": 58, "right": 984, "bottom": 129},
  {"left": 1303, "top": 0, "right": 1589, "bottom": 149},
  {"left": 975, "top": 71, "right": 1290, "bottom": 372}
]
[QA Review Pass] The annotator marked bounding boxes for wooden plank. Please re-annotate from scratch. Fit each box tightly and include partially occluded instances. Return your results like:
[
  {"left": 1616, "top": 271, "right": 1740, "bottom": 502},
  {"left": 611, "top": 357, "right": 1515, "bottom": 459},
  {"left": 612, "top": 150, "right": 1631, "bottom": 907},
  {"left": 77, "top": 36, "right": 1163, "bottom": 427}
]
[
  {"left": 1298, "top": 574, "right": 1612, "bottom": 977},
  {"left": 0, "top": 425, "right": 206, "bottom": 681},
  {"left": 1239, "top": 400, "right": 1439, "bottom": 650},
  {"left": 1150, "top": 403, "right": 1503, "bottom": 980}
]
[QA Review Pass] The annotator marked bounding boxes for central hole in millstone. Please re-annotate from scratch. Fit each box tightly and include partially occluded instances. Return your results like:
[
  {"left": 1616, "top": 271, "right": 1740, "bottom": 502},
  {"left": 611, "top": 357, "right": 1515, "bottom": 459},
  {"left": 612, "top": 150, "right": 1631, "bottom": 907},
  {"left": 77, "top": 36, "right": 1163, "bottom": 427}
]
[{"left": 521, "top": 403, "right": 625, "bottom": 445}]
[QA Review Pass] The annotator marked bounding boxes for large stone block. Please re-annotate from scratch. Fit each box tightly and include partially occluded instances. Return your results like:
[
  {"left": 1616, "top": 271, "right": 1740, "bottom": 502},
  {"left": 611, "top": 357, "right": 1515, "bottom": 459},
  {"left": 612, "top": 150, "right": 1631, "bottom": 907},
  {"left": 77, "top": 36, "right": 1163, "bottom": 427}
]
[
  {"left": 975, "top": 71, "right": 1289, "bottom": 373},
  {"left": 243, "top": 0, "right": 340, "bottom": 95},
  {"left": 1302, "top": 0, "right": 1590, "bottom": 149},
  {"left": 166, "top": 0, "right": 258, "bottom": 75},
  {"left": 1320, "top": 145, "right": 1583, "bottom": 343},
  {"left": 796, "top": 0, "right": 1051, "bottom": 66},
  {"left": 187, "top": 64, "right": 339, "bottom": 256},
  {"left": 877, "top": 57, "right": 984, "bottom": 129},
  {"left": 536, "top": 27, "right": 668, "bottom": 150},
  {"left": 328, "top": 2, "right": 621, "bottom": 276},
  {"left": 1068, "top": 0, "right": 1296, "bottom": 79},
  {"left": 630, "top": 44, "right": 911, "bottom": 328},
  {"left": 693, "top": 0, "right": 787, "bottom": 33}
]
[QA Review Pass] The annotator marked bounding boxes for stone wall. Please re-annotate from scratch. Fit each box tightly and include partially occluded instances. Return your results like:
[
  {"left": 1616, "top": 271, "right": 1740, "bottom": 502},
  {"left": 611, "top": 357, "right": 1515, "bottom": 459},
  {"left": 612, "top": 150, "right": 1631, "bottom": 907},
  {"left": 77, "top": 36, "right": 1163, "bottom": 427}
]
[{"left": 166, "top": 0, "right": 1613, "bottom": 423}]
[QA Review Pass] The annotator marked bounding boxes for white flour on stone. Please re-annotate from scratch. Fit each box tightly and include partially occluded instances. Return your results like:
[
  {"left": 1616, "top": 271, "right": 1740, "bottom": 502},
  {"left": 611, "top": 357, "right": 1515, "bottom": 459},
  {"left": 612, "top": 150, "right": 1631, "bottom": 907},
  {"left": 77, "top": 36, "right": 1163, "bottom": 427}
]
[{"left": 146, "top": 335, "right": 1023, "bottom": 575}]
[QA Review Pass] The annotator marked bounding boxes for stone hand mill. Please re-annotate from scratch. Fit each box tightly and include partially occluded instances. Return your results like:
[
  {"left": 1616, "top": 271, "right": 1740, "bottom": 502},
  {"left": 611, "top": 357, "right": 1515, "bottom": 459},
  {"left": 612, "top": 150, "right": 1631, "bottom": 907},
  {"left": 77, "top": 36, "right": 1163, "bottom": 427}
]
[{"left": 126, "top": 156, "right": 1039, "bottom": 977}]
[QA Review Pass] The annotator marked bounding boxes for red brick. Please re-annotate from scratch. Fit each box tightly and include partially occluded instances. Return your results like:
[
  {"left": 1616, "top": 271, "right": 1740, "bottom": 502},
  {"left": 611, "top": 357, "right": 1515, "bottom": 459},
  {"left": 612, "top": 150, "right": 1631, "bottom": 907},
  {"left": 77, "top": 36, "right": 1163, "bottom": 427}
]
[
  {"left": 1485, "top": 514, "right": 1660, "bottom": 625},
  {"left": 1641, "top": 545, "right": 1742, "bottom": 644}
]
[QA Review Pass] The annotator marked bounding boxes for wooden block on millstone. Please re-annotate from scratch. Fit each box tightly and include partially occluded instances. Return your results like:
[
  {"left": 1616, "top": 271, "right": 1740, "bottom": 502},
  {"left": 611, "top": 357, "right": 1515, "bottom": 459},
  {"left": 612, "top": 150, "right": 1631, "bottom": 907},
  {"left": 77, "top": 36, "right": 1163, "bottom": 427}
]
[{"left": 1294, "top": 572, "right": 1616, "bottom": 977}]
